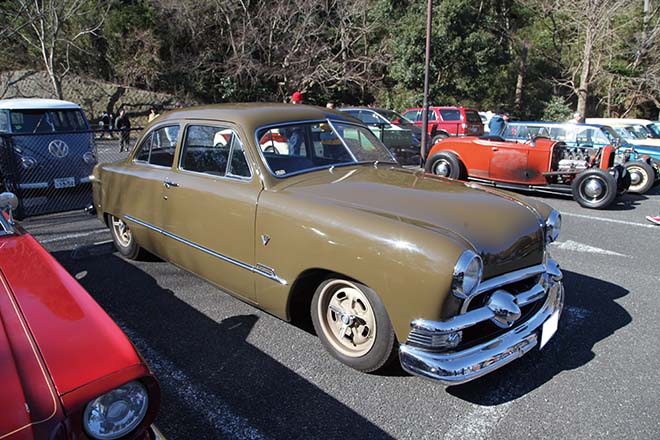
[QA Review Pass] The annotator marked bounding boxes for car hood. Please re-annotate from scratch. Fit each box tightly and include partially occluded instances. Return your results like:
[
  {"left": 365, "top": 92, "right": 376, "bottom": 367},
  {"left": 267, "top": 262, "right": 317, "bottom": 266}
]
[
  {"left": 278, "top": 166, "right": 546, "bottom": 277},
  {"left": 0, "top": 234, "right": 142, "bottom": 407}
]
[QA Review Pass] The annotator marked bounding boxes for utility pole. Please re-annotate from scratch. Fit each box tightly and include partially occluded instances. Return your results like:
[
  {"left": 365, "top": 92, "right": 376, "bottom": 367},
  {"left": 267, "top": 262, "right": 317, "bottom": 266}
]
[{"left": 420, "top": 0, "right": 433, "bottom": 168}]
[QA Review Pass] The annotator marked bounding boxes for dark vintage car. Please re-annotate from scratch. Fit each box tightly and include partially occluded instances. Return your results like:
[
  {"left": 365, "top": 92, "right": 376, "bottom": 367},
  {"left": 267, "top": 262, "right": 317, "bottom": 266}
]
[
  {"left": 425, "top": 135, "right": 630, "bottom": 209},
  {"left": 0, "top": 99, "right": 97, "bottom": 217},
  {"left": 339, "top": 107, "right": 421, "bottom": 165},
  {"left": 92, "top": 104, "right": 564, "bottom": 385},
  {"left": 0, "top": 193, "right": 161, "bottom": 439}
]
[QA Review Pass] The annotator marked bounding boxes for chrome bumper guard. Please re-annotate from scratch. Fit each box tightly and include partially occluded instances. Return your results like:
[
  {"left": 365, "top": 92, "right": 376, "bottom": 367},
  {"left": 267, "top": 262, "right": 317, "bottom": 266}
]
[{"left": 399, "top": 259, "right": 564, "bottom": 385}]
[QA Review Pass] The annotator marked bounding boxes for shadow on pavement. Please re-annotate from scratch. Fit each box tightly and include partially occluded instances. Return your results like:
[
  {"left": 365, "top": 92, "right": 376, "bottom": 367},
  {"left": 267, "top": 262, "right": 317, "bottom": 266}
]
[
  {"left": 447, "top": 269, "right": 631, "bottom": 404},
  {"left": 53, "top": 248, "right": 394, "bottom": 440}
]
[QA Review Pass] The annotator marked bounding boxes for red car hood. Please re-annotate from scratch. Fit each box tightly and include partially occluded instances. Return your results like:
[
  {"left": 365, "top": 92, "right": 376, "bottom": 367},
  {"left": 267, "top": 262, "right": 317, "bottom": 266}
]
[{"left": 0, "top": 233, "right": 141, "bottom": 438}]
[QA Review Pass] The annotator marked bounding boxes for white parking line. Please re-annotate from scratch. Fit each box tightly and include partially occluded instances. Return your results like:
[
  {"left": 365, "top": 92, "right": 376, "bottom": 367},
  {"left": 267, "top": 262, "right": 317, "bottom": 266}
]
[
  {"left": 561, "top": 212, "right": 657, "bottom": 229},
  {"left": 442, "top": 305, "right": 590, "bottom": 439},
  {"left": 39, "top": 229, "right": 108, "bottom": 244},
  {"left": 551, "top": 240, "right": 630, "bottom": 258},
  {"left": 118, "top": 322, "right": 271, "bottom": 440}
]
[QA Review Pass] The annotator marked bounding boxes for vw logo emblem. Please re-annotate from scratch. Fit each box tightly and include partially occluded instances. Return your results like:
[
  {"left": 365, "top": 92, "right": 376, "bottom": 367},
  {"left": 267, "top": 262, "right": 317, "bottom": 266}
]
[{"left": 48, "top": 139, "right": 69, "bottom": 158}]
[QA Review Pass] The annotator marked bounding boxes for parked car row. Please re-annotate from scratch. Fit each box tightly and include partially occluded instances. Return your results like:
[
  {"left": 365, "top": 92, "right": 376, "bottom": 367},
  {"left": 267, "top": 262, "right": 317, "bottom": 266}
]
[{"left": 501, "top": 121, "right": 660, "bottom": 195}]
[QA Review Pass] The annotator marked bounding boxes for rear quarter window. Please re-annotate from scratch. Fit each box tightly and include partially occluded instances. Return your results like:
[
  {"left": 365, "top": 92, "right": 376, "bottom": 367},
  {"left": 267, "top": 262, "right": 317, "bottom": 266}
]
[
  {"left": 439, "top": 109, "right": 461, "bottom": 121},
  {"left": 465, "top": 111, "right": 482, "bottom": 123}
]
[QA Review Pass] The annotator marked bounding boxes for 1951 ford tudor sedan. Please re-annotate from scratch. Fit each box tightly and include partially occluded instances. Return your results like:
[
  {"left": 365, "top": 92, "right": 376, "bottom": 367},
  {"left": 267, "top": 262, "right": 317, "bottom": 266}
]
[
  {"left": 0, "top": 192, "right": 161, "bottom": 439},
  {"left": 91, "top": 104, "right": 564, "bottom": 385}
]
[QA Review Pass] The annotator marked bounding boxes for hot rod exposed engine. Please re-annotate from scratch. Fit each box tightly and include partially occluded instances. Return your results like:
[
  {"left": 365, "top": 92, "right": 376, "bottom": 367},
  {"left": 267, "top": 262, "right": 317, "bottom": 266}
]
[{"left": 557, "top": 158, "right": 588, "bottom": 173}]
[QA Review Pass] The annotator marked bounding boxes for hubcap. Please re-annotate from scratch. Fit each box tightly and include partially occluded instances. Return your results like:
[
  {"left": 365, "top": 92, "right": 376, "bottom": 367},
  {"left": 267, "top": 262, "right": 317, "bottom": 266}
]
[
  {"left": 629, "top": 169, "right": 642, "bottom": 186},
  {"left": 111, "top": 216, "right": 132, "bottom": 247},
  {"left": 582, "top": 177, "right": 604, "bottom": 199},
  {"left": 318, "top": 280, "right": 376, "bottom": 357},
  {"left": 433, "top": 160, "right": 450, "bottom": 176}
]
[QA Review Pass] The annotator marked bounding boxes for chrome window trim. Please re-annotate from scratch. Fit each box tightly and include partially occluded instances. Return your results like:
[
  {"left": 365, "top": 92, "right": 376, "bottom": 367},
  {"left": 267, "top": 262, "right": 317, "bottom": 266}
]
[
  {"left": 178, "top": 124, "right": 253, "bottom": 181},
  {"left": 123, "top": 214, "right": 287, "bottom": 285}
]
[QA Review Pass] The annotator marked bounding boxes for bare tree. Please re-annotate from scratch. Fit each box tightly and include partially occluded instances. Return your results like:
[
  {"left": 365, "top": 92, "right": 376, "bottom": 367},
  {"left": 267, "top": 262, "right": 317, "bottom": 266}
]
[
  {"left": 530, "top": 0, "right": 629, "bottom": 116},
  {"left": 1, "top": 0, "right": 109, "bottom": 99}
]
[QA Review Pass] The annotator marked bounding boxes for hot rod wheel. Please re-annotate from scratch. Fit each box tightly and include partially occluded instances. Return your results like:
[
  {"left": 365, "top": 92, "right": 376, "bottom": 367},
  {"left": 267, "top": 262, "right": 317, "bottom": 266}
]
[
  {"left": 624, "top": 160, "right": 654, "bottom": 194},
  {"left": 571, "top": 168, "right": 617, "bottom": 209}
]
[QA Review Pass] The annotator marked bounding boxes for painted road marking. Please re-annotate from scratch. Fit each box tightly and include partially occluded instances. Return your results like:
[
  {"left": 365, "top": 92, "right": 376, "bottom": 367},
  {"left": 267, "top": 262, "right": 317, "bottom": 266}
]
[
  {"left": 442, "top": 305, "right": 590, "bottom": 440},
  {"left": 562, "top": 212, "right": 657, "bottom": 229},
  {"left": 551, "top": 240, "right": 630, "bottom": 258},
  {"left": 117, "top": 322, "right": 271, "bottom": 440}
]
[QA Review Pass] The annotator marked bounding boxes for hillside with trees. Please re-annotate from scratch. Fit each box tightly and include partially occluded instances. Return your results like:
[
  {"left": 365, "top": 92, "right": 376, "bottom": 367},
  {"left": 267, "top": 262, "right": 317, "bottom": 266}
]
[{"left": 1, "top": 0, "right": 659, "bottom": 120}]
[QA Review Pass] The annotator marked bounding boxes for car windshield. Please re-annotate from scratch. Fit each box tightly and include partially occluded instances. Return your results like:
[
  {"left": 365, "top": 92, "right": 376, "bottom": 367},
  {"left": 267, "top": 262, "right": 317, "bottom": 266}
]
[
  {"left": 647, "top": 122, "right": 660, "bottom": 137},
  {"left": 375, "top": 109, "right": 415, "bottom": 127},
  {"left": 599, "top": 126, "right": 621, "bottom": 143},
  {"left": 256, "top": 121, "right": 397, "bottom": 177},
  {"left": 465, "top": 111, "right": 482, "bottom": 123},
  {"left": 10, "top": 109, "right": 87, "bottom": 133},
  {"left": 627, "top": 125, "right": 651, "bottom": 139}
]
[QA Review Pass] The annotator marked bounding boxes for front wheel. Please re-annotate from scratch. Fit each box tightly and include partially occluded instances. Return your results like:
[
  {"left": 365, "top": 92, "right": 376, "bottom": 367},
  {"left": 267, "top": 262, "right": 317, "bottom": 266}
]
[
  {"left": 109, "top": 214, "right": 144, "bottom": 259},
  {"left": 425, "top": 152, "right": 464, "bottom": 179},
  {"left": 624, "top": 160, "right": 654, "bottom": 194},
  {"left": 311, "top": 278, "right": 397, "bottom": 372},
  {"left": 571, "top": 169, "right": 617, "bottom": 209}
]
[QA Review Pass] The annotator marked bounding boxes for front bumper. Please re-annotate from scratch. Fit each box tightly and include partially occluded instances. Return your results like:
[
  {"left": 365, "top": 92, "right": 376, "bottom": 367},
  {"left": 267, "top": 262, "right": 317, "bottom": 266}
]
[{"left": 399, "top": 263, "right": 564, "bottom": 385}]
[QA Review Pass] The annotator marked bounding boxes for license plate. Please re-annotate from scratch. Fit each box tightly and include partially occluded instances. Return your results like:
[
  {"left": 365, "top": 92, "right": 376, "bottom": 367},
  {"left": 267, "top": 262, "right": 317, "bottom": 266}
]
[
  {"left": 539, "top": 310, "right": 560, "bottom": 349},
  {"left": 54, "top": 177, "right": 76, "bottom": 189}
]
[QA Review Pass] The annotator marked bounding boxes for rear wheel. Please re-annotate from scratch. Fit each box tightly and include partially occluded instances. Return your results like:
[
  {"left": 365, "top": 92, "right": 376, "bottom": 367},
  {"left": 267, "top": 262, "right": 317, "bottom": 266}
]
[
  {"left": 431, "top": 133, "right": 449, "bottom": 145},
  {"left": 109, "top": 214, "right": 143, "bottom": 259},
  {"left": 624, "top": 160, "right": 654, "bottom": 194},
  {"left": 425, "top": 152, "right": 464, "bottom": 179},
  {"left": 571, "top": 169, "right": 617, "bottom": 209},
  {"left": 311, "top": 278, "right": 397, "bottom": 372}
]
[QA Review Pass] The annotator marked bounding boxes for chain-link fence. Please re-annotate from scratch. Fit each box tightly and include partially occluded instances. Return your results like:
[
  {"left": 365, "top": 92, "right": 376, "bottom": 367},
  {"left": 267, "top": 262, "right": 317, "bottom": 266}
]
[{"left": 0, "top": 128, "right": 142, "bottom": 218}]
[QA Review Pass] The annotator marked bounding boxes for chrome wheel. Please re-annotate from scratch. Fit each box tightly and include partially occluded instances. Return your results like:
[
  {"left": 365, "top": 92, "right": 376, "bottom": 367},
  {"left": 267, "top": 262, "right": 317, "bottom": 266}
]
[
  {"left": 624, "top": 161, "right": 654, "bottom": 194},
  {"left": 579, "top": 176, "right": 606, "bottom": 201},
  {"left": 111, "top": 215, "right": 132, "bottom": 247},
  {"left": 316, "top": 280, "right": 376, "bottom": 357},
  {"left": 433, "top": 159, "right": 451, "bottom": 177}
]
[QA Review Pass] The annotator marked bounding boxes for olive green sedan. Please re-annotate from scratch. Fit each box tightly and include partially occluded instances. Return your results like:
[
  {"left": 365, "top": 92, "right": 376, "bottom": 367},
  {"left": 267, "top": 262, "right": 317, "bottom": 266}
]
[{"left": 91, "top": 103, "right": 564, "bottom": 385}]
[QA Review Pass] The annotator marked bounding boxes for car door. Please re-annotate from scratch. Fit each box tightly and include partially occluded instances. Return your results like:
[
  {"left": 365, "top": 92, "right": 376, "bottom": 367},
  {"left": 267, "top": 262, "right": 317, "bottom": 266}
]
[
  {"left": 161, "top": 122, "right": 260, "bottom": 302},
  {"left": 120, "top": 124, "right": 180, "bottom": 258},
  {"left": 486, "top": 138, "right": 530, "bottom": 183}
]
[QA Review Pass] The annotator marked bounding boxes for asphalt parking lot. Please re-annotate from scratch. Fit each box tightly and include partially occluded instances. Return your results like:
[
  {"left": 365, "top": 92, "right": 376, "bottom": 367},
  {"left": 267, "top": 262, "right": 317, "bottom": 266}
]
[{"left": 23, "top": 184, "right": 660, "bottom": 440}]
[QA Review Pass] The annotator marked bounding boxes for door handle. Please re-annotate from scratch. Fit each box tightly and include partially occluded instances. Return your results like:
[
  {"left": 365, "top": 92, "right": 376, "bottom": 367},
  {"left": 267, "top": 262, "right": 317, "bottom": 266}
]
[
  {"left": 491, "top": 147, "right": 498, "bottom": 151},
  {"left": 163, "top": 180, "right": 179, "bottom": 188}
]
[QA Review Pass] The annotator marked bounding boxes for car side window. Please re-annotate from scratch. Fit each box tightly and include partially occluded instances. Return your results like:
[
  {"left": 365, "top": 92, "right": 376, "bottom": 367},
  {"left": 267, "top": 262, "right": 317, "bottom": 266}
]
[
  {"left": 135, "top": 132, "right": 153, "bottom": 162},
  {"left": 439, "top": 109, "right": 461, "bottom": 121},
  {"left": 359, "top": 110, "right": 380, "bottom": 125},
  {"left": 403, "top": 110, "right": 419, "bottom": 122},
  {"left": 227, "top": 136, "right": 251, "bottom": 178},
  {"left": 180, "top": 125, "right": 250, "bottom": 179},
  {"left": 426, "top": 110, "right": 437, "bottom": 121},
  {"left": 0, "top": 111, "right": 8, "bottom": 132},
  {"left": 135, "top": 125, "right": 179, "bottom": 167}
]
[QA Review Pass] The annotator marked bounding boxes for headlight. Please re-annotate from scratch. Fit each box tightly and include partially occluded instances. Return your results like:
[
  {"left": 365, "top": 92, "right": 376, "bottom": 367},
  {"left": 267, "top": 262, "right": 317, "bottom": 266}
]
[
  {"left": 451, "top": 250, "right": 483, "bottom": 299},
  {"left": 83, "top": 380, "right": 149, "bottom": 440},
  {"left": 83, "top": 151, "right": 97, "bottom": 165},
  {"left": 20, "top": 155, "right": 37, "bottom": 169},
  {"left": 545, "top": 210, "right": 561, "bottom": 244}
]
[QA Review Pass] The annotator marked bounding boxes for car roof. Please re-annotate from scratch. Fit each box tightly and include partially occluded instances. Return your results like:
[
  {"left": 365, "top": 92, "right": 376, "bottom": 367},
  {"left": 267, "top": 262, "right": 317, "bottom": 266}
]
[
  {"left": 156, "top": 103, "right": 358, "bottom": 131},
  {"left": 586, "top": 117, "right": 655, "bottom": 126},
  {"left": 404, "top": 106, "right": 479, "bottom": 111},
  {"left": 508, "top": 121, "right": 610, "bottom": 129},
  {"left": 0, "top": 98, "right": 81, "bottom": 110}
]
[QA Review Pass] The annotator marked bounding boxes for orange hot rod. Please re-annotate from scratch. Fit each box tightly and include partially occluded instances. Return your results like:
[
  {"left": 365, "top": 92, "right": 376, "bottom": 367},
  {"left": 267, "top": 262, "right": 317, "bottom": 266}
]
[{"left": 424, "top": 136, "right": 630, "bottom": 209}]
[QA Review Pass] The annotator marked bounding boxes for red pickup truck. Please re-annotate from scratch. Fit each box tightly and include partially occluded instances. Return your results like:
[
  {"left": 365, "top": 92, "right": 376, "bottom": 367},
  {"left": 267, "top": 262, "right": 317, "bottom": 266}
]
[{"left": 402, "top": 106, "right": 484, "bottom": 143}]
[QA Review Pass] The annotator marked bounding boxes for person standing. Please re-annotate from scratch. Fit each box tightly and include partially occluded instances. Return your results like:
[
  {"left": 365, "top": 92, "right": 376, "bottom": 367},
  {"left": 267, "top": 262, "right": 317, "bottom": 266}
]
[
  {"left": 291, "top": 91, "right": 303, "bottom": 104},
  {"left": 488, "top": 110, "right": 510, "bottom": 136},
  {"left": 115, "top": 108, "right": 131, "bottom": 152},
  {"left": 148, "top": 106, "right": 159, "bottom": 122}
]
